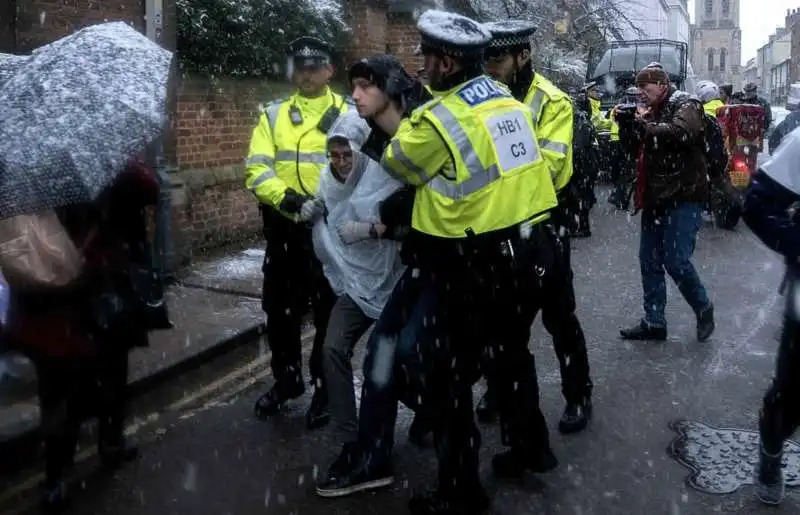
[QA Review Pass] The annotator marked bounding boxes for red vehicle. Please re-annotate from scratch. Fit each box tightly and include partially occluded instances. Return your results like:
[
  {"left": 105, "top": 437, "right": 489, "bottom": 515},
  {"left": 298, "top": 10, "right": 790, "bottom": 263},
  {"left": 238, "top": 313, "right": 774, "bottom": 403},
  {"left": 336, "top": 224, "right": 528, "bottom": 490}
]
[
  {"left": 716, "top": 103, "right": 765, "bottom": 188},
  {"left": 712, "top": 103, "right": 765, "bottom": 228}
]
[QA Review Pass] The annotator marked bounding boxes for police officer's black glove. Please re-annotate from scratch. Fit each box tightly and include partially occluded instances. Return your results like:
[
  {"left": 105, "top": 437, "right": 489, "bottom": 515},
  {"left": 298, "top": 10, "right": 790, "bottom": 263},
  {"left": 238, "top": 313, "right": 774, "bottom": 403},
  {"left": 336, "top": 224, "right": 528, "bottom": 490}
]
[{"left": 278, "top": 188, "right": 309, "bottom": 214}]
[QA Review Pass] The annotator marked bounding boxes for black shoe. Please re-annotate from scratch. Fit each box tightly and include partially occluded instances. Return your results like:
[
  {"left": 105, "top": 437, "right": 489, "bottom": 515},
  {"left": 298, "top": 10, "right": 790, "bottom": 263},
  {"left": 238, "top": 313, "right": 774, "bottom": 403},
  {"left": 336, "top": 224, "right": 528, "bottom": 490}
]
[
  {"left": 40, "top": 480, "right": 69, "bottom": 513},
  {"left": 253, "top": 383, "right": 304, "bottom": 420},
  {"left": 558, "top": 398, "right": 592, "bottom": 434},
  {"left": 492, "top": 446, "right": 558, "bottom": 479},
  {"left": 754, "top": 445, "right": 785, "bottom": 505},
  {"left": 409, "top": 488, "right": 490, "bottom": 515},
  {"left": 408, "top": 414, "right": 432, "bottom": 447},
  {"left": 572, "top": 228, "right": 592, "bottom": 238},
  {"left": 619, "top": 321, "right": 667, "bottom": 341},
  {"left": 475, "top": 391, "right": 497, "bottom": 423},
  {"left": 697, "top": 304, "right": 715, "bottom": 342},
  {"left": 305, "top": 388, "right": 330, "bottom": 430},
  {"left": 99, "top": 438, "right": 139, "bottom": 469},
  {"left": 315, "top": 451, "right": 394, "bottom": 498}
]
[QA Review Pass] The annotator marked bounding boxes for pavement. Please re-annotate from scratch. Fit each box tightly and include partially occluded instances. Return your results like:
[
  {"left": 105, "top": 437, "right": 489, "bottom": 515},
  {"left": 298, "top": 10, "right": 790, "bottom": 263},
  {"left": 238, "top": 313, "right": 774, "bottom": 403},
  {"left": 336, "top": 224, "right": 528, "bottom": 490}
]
[
  {"left": 0, "top": 244, "right": 268, "bottom": 443},
  {"left": 1, "top": 183, "right": 796, "bottom": 515}
]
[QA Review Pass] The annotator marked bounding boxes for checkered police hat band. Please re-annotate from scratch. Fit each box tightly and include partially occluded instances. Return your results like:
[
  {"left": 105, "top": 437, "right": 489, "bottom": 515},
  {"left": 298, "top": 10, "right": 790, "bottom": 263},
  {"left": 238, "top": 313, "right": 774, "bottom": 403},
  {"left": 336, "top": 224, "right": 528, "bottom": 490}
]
[{"left": 489, "top": 35, "right": 530, "bottom": 48}]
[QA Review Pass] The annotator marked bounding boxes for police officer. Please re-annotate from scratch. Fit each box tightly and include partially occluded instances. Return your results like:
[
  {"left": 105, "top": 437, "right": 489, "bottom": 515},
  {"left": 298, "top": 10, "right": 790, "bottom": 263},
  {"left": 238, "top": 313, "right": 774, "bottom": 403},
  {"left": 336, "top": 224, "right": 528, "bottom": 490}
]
[
  {"left": 481, "top": 20, "right": 593, "bottom": 435},
  {"left": 346, "top": 10, "right": 558, "bottom": 514},
  {"left": 245, "top": 36, "right": 350, "bottom": 430}
]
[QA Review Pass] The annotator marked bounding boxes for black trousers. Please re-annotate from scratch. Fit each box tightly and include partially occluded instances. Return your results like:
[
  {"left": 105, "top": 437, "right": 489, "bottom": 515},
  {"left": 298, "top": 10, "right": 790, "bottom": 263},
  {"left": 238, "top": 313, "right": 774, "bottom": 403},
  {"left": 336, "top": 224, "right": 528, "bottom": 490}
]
[
  {"left": 540, "top": 233, "right": 593, "bottom": 404},
  {"left": 484, "top": 231, "right": 593, "bottom": 405},
  {"left": 261, "top": 209, "right": 335, "bottom": 392},
  {"left": 759, "top": 265, "right": 800, "bottom": 455},
  {"left": 34, "top": 344, "right": 129, "bottom": 485},
  {"left": 426, "top": 226, "right": 553, "bottom": 496}
]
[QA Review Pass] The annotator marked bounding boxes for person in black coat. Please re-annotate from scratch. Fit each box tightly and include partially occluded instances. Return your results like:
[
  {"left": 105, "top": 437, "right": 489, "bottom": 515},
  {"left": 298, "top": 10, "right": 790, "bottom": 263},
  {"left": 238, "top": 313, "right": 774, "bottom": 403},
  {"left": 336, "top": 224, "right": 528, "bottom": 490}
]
[{"left": 743, "top": 126, "right": 800, "bottom": 506}]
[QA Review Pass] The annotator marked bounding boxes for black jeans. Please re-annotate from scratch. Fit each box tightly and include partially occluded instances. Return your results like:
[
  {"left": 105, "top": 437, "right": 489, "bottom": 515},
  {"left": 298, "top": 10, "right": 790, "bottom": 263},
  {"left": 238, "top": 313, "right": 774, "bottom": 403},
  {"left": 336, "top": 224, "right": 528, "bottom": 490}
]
[
  {"left": 760, "top": 264, "right": 800, "bottom": 455},
  {"left": 35, "top": 344, "right": 129, "bottom": 485},
  {"left": 358, "top": 267, "right": 438, "bottom": 466},
  {"left": 261, "top": 209, "right": 335, "bottom": 392}
]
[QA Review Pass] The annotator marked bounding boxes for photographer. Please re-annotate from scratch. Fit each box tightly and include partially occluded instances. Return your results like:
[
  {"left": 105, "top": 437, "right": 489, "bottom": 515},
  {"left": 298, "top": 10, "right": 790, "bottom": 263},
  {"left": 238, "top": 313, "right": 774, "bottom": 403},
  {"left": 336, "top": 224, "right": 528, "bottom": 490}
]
[{"left": 616, "top": 63, "right": 715, "bottom": 344}]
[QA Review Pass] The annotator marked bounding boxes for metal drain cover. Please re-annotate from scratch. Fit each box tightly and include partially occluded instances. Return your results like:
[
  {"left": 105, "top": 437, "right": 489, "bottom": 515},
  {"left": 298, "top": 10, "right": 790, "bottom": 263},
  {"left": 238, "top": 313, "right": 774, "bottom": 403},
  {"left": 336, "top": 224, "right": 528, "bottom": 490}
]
[{"left": 667, "top": 419, "right": 800, "bottom": 494}]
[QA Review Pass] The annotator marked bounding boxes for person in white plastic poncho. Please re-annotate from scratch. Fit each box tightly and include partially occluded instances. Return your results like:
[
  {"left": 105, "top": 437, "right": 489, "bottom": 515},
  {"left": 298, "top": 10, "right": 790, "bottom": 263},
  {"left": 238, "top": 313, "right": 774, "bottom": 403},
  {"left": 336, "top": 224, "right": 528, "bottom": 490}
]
[{"left": 312, "top": 110, "right": 427, "bottom": 448}]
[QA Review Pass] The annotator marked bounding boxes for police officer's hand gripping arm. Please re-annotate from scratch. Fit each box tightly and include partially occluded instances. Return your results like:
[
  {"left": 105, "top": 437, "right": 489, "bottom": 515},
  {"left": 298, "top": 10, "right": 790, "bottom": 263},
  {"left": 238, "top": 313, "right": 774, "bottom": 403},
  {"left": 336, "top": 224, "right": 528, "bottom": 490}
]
[{"left": 245, "top": 110, "right": 324, "bottom": 222}]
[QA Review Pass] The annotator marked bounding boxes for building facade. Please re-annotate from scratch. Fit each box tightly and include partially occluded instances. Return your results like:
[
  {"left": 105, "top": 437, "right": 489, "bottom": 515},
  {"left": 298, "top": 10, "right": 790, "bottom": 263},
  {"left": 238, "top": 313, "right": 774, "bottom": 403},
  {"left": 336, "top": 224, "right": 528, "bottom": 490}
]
[
  {"left": 689, "top": 0, "right": 742, "bottom": 89},
  {"left": 742, "top": 56, "right": 758, "bottom": 87},
  {"left": 618, "top": 0, "right": 669, "bottom": 40}
]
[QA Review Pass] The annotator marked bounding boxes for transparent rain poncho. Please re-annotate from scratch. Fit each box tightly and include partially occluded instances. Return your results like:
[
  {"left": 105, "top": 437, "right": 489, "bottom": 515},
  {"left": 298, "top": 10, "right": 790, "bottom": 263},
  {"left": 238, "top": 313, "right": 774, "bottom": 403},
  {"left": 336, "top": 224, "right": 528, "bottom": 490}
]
[{"left": 311, "top": 111, "right": 405, "bottom": 319}]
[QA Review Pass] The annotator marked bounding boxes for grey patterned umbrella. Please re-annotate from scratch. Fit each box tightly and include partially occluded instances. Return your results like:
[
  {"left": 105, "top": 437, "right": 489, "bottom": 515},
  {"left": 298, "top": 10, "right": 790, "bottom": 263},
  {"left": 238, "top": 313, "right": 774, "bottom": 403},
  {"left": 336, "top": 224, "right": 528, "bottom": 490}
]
[{"left": 0, "top": 22, "right": 173, "bottom": 219}]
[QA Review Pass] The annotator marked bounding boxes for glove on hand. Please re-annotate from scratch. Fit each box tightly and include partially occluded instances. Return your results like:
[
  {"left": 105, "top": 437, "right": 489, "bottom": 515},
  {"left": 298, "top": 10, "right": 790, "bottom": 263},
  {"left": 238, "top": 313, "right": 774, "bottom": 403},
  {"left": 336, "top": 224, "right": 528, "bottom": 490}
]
[
  {"left": 298, "top": 198, "right": 325, "bottom": 223},
  {"left": 336, "top": 221, "right": 375, "bottom": 244}
]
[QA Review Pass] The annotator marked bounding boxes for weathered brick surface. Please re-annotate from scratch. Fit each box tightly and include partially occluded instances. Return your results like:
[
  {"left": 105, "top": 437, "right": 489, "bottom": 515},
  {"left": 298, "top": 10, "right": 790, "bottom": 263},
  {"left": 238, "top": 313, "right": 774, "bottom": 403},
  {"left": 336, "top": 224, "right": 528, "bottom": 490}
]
[
  {"left": 387, "top": 12, "right": 423, "bottom": 73},
  {"left": 15, "top": 0, "right": 145, "bottom": 52},
  {"left": 346, "top": 0, "right": 422, "bottom": 74}
]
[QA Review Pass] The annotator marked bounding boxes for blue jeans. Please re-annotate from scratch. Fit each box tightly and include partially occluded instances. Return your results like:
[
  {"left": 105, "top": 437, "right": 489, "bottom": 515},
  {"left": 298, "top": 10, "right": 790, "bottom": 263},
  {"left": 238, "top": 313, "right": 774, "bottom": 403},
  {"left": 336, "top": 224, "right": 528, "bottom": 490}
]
[
  {"left": 357, "top": 267, "right": 437, "bottom": 470},
  {"left": 640, "top": 203, "right": 711, "bottom": 328}
]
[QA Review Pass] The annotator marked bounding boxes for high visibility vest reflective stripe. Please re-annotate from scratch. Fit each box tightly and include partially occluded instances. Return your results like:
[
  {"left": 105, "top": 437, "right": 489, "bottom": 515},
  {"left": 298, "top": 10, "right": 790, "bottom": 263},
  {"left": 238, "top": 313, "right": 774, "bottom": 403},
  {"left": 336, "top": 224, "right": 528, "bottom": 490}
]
[
  {"left": 523, "top": 75, "right": 574, "bottom": 190},
  {"left": 244, "top": 88, "right": 349, "bottom": 215},
  {"left": 384, "top": 76, "right": 558, "bottom": 238}
]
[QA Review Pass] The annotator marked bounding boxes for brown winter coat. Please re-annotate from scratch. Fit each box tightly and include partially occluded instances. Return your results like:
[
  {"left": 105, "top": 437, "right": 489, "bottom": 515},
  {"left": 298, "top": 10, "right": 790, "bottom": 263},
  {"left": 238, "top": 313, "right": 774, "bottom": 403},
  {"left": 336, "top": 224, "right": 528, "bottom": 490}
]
[{"left": 637, "top": 88, "right": 709, "bottom": 210}]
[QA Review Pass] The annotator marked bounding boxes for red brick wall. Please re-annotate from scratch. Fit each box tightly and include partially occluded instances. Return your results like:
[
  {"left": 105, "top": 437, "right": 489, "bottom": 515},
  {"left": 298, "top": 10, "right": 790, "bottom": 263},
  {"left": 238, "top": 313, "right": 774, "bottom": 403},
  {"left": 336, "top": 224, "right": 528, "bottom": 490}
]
[
  {"left": 14, "top": 0, "right": 145, "bottom": 52},
  {"left": 387, "top": 12, "right": 423, "bottom": 73},
  {"left": 345, "top": 0, "right": 390, "bottom": 63},
  {"left": 170, "top": 76, "right": 296, "bottom": 259}
]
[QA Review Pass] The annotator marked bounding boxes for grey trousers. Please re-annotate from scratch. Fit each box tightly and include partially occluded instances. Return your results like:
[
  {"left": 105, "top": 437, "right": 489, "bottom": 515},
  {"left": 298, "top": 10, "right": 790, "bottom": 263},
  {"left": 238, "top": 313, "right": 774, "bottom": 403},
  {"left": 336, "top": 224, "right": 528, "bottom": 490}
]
[{"left": 322, "top": 294, "right": 374, "bottom": 444}]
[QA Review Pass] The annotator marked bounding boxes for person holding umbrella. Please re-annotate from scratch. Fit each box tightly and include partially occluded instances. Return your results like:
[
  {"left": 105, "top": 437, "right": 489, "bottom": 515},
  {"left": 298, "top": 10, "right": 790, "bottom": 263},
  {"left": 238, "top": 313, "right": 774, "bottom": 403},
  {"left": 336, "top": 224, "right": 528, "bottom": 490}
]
[{"left": 245, "top": 36, "right": 352, "bottom": 429}]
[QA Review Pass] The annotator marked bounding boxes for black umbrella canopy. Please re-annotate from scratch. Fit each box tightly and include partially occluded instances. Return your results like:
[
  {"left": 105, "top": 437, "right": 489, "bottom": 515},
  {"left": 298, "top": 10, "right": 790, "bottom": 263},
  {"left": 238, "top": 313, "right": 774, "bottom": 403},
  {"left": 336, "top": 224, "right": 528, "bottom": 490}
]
[{"left": 0, "top": 22, "right": 174, "bottom": 219}]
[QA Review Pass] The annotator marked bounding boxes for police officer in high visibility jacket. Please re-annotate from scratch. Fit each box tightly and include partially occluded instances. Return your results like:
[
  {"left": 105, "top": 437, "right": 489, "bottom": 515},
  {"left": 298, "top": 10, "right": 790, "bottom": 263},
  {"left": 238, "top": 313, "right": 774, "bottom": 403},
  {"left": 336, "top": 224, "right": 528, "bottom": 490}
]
[
  {"left": 245, "top": 36, "right": 350, "bottom": 430},
  {"left": 360, "top": 10, "right": 559, "bottom": 513},
  {"left": 695, "top": 80, "right": 725, "bottom": 117},
  {"left": 482, "top": 20, "right": 593, "bottom": 436}
]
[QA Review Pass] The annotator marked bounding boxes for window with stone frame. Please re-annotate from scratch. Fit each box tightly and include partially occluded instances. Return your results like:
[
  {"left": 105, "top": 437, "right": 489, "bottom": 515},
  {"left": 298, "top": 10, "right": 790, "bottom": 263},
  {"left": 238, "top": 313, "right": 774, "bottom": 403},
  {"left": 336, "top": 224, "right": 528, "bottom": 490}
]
[
  {"left": 720, "top": 48, "right": 726, "bottom": 71},
  {"left": 722, "top": 0, "right": 730, "bottom": 16},
  {"left": 707, "top": 48, "right": 715, "bottom": 71},
  {"left": 705, "top": 0, "right": 713, "bottom": 16}
]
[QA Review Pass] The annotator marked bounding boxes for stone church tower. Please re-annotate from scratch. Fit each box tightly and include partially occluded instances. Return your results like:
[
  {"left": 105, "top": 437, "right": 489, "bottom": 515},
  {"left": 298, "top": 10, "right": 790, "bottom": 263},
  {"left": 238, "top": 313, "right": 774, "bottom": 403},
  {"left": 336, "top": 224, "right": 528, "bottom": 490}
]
[{"left": 690, "top": 0, "right": 742, "bottom": 88}]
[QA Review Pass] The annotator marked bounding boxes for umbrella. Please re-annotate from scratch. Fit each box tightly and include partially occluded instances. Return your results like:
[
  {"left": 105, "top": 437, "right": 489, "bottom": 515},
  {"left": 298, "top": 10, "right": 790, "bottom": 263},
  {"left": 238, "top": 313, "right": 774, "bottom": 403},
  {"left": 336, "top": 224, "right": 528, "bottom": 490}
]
[{"left": 0, "top": 22, "right": 173, "bottom": 219}]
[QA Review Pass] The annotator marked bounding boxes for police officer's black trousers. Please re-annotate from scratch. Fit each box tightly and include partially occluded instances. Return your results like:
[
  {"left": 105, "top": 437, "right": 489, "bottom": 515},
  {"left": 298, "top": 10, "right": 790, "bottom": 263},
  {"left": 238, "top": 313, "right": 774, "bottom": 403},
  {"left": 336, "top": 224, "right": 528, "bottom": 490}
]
[
  {"left": 427, "top": 227, "right": 553, "bottom": 496},
  {"left": 262, "top": 209, "right": 335, "bottom": 394},
  {"left": 759, "top": 266, "right": 800, "bottom": 455},
  {"left": 539, "top": 234, "right": 593, "bottom": 405}
]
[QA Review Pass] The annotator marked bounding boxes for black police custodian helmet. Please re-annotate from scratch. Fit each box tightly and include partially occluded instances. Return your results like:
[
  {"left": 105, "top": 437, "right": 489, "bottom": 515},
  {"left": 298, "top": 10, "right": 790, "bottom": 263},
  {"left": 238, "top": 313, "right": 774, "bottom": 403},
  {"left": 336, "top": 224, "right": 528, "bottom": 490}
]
[
  {"left": 484, "top": 20, "right": 537, "bottom": 59},
  {"left": 416, "top": 9, "right": 492, "bottom": 59}
]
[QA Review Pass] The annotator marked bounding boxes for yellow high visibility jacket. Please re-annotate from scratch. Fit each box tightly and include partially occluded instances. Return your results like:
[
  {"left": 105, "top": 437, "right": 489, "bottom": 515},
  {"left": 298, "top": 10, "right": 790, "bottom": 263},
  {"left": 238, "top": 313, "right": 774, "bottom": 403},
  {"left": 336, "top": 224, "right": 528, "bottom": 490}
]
[
  {"left": 703, "top": 99, "right": 725, "bottom": 117},
  {"left": 244, "top": 87, "right": 350, "bottom": 218},
  {"left": 381, "top": 75, "right": 557, "bottom": 238},
  {"left": 590, "top": 97, "right": 618, "bottom": 141},
  {"left": 523, "top": 74, "right": 574, "bottom": 192}
]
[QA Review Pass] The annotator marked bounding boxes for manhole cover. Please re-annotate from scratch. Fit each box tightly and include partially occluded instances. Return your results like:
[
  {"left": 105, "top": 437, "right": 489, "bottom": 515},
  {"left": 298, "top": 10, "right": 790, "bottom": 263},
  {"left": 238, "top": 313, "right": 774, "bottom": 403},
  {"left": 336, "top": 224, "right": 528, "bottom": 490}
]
[{"left": 667, "top": 419, "right": 800, "bottom": 494}]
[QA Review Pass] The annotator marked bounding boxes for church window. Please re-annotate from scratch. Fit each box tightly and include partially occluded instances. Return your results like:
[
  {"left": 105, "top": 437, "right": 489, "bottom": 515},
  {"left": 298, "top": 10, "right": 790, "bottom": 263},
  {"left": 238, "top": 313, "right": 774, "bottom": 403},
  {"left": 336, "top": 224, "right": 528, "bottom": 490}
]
[
  {"left": 705, "top": 0, "right": 713, "bottom": 16},
  {"left": 722, "top": 0, "right": 730, "bottom": 16},
  {"left": 720, "top": 49, "right": 727, "bottom": 71},
  {"left": 707, "top": 49, "right": 715, "bottom": 71}
]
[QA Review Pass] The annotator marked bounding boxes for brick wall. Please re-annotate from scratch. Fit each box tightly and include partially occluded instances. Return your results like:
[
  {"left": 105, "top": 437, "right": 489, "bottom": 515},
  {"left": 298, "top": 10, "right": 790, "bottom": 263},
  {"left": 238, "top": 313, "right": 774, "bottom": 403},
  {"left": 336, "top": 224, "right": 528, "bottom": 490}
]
[
  {"left": 387, "top": 12, "right": 423, "bottom": 73},
  {"left": 14, "top": 0, "right": 145, "bottom": 52},
  {"left": 170, "top": 76, "right": 295, "bottom": 260},
  {"left": 345, "top": 0, "right": 422, "bottom": 73}
]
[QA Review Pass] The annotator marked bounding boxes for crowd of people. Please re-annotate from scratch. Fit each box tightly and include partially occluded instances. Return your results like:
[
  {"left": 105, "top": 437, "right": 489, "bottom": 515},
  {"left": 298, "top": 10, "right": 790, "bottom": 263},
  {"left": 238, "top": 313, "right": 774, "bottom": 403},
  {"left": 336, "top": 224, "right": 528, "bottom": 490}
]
[{"left": 6, "top": 8, "right": 799, "bottom": 515}]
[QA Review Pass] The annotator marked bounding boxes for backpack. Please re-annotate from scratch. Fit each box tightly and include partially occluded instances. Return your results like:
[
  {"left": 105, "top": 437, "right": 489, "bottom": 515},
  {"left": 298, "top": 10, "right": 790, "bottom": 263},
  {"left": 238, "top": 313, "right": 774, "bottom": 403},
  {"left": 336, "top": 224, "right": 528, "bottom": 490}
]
[{"left": 701, "top": 112, "right": 727, "bottom": 183}]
